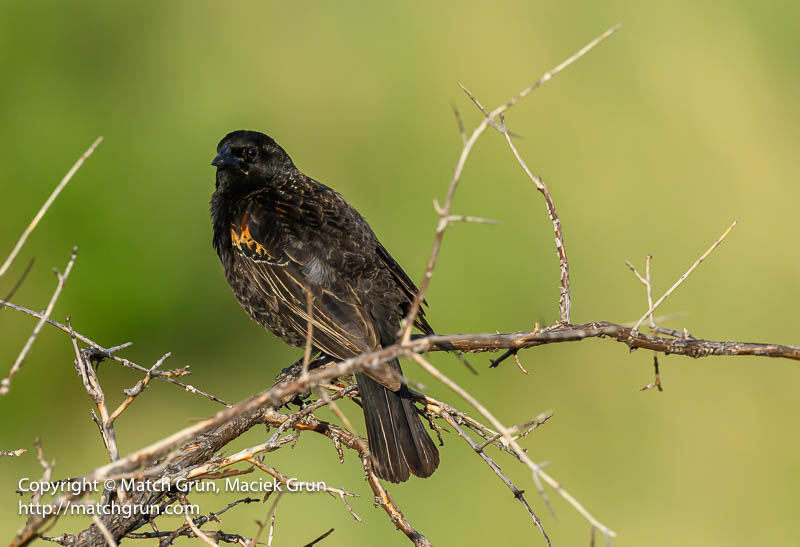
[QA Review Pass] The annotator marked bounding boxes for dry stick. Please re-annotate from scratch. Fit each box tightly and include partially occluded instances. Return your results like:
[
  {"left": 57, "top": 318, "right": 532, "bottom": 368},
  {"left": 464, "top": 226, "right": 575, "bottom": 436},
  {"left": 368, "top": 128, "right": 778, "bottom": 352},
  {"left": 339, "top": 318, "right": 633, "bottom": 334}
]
[
  {"left": 451, "top": 103, "right": 467, "bottom": 145},
  {"left": 0, "top": 300, "right": 229, "bottom": 406},
  {"left": 186, "top": 435, "right": 299, "bottom": 479},
  {"left": 181, "top": 497, "right": 219, "bottom": 547},
  {"left": 69, "top": 318, "right": 119, "bottom": 463},
  {"left": 304, "top": 528, "right": 335, "bottom": 547},
  {"left": 498, "top": 113, "right": 570, "bottom": 323},
  {"left": 301, "top": 287, "right": 314, "bottom": 379},
  {"left": 476, "top": 412, "right": 553, "bottom": 451},
  {"left": 626, "top": 257, "right": 664, "bottom": 390},
  {"left": 625, "top": 255, "right": 657, "bottom": 329},
  {"left": 0, "top": 247, "right": 78, "bottom": 396},
  {"left": 399, "top": 24, "right": 620, "bottom": 342},
  {"left": 632, "top": 220, "right": 739, "bottom": 332},
  {"left": 108, "top": 353, "right": 172, "bottom": 425},
  {"left": 513, "top": 352, "right": 530, "bottom": 374},
  {"left": 410, "top": 352, "right": 617, "bottom": 541},
  {"left": 245, "top": 457, "right": 361, "bottom": 522},
  {"left": 0, "top": 137, "right": 102, "bottom": 278},
  {"left": 31, "top": 439, "right": 54, "bottom": 508},
  {"left": 14, "top": 439, "right": 55, "bottom": 543},
  {"left": 267, "top": 506, "right": 277, "bottom": 547},
  {"left": 640, "top": 354, "right": 663, "bottom": 392},
  {"left": 422, "top": 393, "right": 535, "bottom": 460},
  {"left": 3, "top": 257, "right": 35, "bottom": 301},
  {"left": 436, "top": 408, "right": 549, "bottom": 542},
  {"left": 645, "top": 255, "right": 655, "bottom": 328},
  {"left": 251, "top": 492, "right": 283, "bottom": 547},
  {"left": 123, "top": 498, "right": 258, "bottom": 542},
  {"left": 314, "top": 386, "right": 358, "bottom": 438}
]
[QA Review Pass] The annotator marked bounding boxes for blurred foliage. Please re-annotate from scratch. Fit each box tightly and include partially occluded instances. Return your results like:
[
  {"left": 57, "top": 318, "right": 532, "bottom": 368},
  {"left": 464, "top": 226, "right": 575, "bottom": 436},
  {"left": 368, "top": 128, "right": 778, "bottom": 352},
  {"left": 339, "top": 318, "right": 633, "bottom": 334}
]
[{"left": 1, "top": 1, "right": 799, "bottom": 545}]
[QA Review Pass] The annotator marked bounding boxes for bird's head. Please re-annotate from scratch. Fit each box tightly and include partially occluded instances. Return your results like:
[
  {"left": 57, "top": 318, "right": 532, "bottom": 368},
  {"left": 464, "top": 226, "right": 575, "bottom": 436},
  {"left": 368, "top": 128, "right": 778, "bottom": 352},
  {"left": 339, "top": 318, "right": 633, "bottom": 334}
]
[{"left": 212, "top": 130, "right": 294, "bottom": 191}]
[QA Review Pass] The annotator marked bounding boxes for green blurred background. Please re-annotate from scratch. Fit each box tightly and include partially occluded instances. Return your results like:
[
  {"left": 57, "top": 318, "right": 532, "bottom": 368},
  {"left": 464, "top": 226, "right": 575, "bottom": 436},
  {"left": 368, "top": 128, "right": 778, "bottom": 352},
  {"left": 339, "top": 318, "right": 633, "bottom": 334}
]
[{"left": 1, "top": 1, "right": 799, "bottom": 545}]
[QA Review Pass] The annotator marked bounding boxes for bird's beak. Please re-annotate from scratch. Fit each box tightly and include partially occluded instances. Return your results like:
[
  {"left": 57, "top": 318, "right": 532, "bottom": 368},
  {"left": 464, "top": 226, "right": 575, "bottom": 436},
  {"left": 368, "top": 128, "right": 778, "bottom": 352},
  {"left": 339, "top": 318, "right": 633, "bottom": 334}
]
[{"left": 211, "top": 144, "right": 240, "bottom": 170}]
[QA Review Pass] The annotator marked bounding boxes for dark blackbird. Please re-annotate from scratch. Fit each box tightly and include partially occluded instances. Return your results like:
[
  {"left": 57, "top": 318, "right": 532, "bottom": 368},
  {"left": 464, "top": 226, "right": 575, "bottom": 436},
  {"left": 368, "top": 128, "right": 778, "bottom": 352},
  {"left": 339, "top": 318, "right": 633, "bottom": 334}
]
[{"left": 210, "top": 130, "right": 439, "bottom": 483}]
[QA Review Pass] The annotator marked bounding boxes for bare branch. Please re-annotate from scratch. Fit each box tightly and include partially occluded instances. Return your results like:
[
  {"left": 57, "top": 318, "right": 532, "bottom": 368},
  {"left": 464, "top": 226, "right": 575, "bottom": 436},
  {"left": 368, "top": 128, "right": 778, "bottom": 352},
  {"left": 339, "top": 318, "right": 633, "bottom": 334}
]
[
  {"left": 251, "top": 492, "right": 282, "bottom": 547},
  {"left": 303, "top": 528, "right": 334, "bottom": 546},
  {"left": 108, "top": 353, "right": 172, "bottom": 425},
  {"left": 632, "top": 220, "right": 738, "bottom": 332},
  {"left": 436, "top": 407, "right": 548, "bottom": 541},
  {"left": 626, "top": 257, "right": 658, "bottom": 328},
  {"left": 0, "top": 137, "right": 102, "bottom": 278},
  {"left": 0, "top": 247, "right": 78, "bottom": 396},
  {"left": 3, "top": 257, "right": 35, "bottom": 301},
  {"left": 69, "top": 317, "right": 119, "bottom": 462},
  {"left": 182, "top": 497, "right": 219, "bottom": 547},
  {"left": 245, "top": 457, "right": 361, "bottom": 521},
  {"left": 499, "top": 113, "right": 571, "bottom": 323},
  {"left": 450, "top": 102, "right": 466, "bottom": 145}
]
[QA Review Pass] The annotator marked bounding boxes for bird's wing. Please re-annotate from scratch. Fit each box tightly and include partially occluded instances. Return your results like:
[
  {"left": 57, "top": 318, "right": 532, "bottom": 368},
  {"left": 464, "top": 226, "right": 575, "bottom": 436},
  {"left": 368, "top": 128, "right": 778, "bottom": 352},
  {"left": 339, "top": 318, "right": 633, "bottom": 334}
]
[
  {"left": 376, "top": 243, "right": 433, "bottom": 335},
  {"left": 231, "top": 193, "right": 402, "bottom": 390}
]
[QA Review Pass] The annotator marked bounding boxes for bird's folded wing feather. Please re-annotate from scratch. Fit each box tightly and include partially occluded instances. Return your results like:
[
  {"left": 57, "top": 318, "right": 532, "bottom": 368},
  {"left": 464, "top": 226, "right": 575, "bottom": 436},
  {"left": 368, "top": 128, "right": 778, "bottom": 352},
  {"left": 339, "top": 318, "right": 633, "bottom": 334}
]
[
  {"left": 231, "top": 194, "right": 402, "bottom": 391},
  {"left": 376, "top": 243, "right": 433, "bottom": 335}
]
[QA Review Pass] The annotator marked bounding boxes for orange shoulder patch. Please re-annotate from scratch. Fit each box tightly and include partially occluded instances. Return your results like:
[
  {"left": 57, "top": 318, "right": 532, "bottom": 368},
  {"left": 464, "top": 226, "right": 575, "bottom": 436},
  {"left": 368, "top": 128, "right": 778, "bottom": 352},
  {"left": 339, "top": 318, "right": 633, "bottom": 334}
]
[{"left": 230, "top": 217, "right": 289, "bottom": 266}]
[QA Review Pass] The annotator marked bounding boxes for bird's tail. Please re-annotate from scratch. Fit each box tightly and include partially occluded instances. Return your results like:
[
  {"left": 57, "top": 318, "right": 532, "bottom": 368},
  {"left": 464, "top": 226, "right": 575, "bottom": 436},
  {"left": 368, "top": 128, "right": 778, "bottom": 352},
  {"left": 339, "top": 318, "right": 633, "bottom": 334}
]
[{"left": 355, "top": 360, "right": 439, "bottom": 483}]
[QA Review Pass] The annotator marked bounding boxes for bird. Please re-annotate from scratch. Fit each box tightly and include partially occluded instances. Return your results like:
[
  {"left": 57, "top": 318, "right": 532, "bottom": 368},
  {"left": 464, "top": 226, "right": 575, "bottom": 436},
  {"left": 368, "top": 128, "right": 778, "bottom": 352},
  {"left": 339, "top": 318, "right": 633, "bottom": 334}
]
[{"left": 209, "top": 130, "right": 439, "bottom": 483}]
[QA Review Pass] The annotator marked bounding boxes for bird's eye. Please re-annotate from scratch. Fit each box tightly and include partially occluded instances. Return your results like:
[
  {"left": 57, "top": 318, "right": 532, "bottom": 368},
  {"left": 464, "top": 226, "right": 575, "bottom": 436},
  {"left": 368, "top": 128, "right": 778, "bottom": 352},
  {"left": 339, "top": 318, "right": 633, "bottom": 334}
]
[{"left": 244, "top": 147, "right": 258, "bottom": 161}]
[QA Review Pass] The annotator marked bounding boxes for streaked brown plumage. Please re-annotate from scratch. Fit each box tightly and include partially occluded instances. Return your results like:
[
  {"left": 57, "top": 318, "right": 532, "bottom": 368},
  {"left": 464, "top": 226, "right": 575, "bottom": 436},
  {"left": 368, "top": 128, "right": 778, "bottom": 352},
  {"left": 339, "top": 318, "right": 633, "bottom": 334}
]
[{"left": 210, "top": 130, "right": 439, "bottom": 482}]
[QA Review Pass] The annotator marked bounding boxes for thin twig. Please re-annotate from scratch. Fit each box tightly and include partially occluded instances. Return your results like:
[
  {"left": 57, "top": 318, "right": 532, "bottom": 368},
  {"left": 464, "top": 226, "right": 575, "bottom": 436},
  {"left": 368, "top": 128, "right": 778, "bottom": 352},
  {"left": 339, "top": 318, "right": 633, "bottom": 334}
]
[
  {"left": 3, "top": 257, "right": 35, "bottom": 301},
  {"left": 245, "top": 457, "right": 361, "bottom": 521},
  {"left": 0, "top": 137, "right": 102, "bottom": 278},
  {"left": 633, "top": 220, "right": 738, "bottom": 332},
  {"left": 451, "top": 103, "right": 466, "bottom": 145},
  {"left": 108, "top": 353, "right": 172, "bottom": 425},
  {"left": 498, "top": 113, "right": 570, "bottom": 323},
  {"left": 250, "top": 492, "right": 283, "bottom": 547},
  {"left": 303, "top": 528, "right": 335, "bottom": 547},
  {"left": 301, "top": 287, "right": 314, "bottom": 379},
  {"left": 626, "top": 255, "right": 657, "bottom": 329},
  {"left": 181, "top": 497, "right": 219, "bottom": 547},
  {"left": 476, "top": 412, "right": 552, "bottom": 451},
  {"left": 69, "top": 317, "right": 119, "bottom": 462},
  {"left": 0, "top": 247, "right": 78, "bottom": 396},
  {"left": 645, "top": 254, "right": 655, "bottom": 328},
  {"left": 640, "top": 354, "right": 663, "bottom": 392},
  {"left": 437, "top": 408, "right": 548, "bottom": 540}
]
